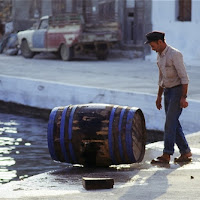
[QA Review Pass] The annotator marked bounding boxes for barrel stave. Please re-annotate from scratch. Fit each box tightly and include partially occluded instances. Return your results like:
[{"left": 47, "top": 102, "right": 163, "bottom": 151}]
[
  {"left": 131, "top": 109, "right": 146, "bottom": 162},
  {"left": 120, "top": 107, "right": 131, "bottom": 163},
  {"left": 70, "top": 105, "right": 113, "bottom": 166},
  {"left": 49, "top": 107, "right": 65, "bottom": 162}
]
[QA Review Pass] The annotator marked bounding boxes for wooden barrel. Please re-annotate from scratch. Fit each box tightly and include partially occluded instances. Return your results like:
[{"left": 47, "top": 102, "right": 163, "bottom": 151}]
[{"left": 47, "top": 103, "right": 146, "bottom": 167}]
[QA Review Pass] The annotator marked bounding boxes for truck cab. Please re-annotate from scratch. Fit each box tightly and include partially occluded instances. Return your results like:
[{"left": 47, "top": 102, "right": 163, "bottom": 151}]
[{"left": 17, "top": 14, "right": 121, "bottom": 61}]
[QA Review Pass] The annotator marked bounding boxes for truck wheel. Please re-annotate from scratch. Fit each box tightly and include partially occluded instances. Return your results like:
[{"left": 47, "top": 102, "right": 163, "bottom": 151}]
[
  {"left": 96, "top": 44, "right": 108, "bottom": 60},
  {"left": 60, "top": 44, "right": 74, "bottom": 61},
  {"left": 21, "top": 40, "right": 35, "bottom": 58},
  {"left": 96, "top": 50, "right": 108, "bottom": 60}
]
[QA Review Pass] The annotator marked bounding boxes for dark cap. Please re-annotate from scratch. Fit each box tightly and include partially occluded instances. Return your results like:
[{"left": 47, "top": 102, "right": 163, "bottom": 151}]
[{"left": 144, "top": 31, "right": 165, "bottom": 44}]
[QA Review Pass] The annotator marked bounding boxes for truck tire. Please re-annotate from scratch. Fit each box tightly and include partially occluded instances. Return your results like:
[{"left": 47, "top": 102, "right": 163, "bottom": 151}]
[
  {"left": 96, "top": 51, "right": 108, "bottom": 60},
  {"left": 21, "top": 40, "right": 35, "bottom": 58},
  {"left": 96, "top": 44, "right": 108, "bottom": 60},
  {"left": 60, "top": 44, "right": 74, "bottom": 61}
]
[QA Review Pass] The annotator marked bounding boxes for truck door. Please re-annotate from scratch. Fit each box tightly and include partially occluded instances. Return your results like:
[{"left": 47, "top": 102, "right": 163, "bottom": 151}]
[{"left": 32, "top": 19, "right": 48, "bottom": 49}]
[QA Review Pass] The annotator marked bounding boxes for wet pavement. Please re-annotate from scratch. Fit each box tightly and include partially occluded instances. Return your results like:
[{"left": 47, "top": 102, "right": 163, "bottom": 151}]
[
  {"left": 0, "top": 131, "right": 200, "bottom": 199},
  {"left": 0, "top": 110, "right": 159, "bottom": 185},
  {"left": 0, "top": 112, "right": 68, "bottom": 184}
]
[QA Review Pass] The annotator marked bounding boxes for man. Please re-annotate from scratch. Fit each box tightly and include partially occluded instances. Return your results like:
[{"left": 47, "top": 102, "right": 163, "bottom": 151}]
[{"left": 145, "top": 31, "right": 192, "bottom": 164}]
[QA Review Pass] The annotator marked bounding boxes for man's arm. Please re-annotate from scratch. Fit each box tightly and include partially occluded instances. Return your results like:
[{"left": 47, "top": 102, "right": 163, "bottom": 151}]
[
  {"left": 180, "top": 84, "right": 188, "bottom": 108},
  {"left": 156, "top": 86, "right": 164, "bottom": 110},
  {"left": 173, "top": 52, "right": 189, "bottom": 109}
]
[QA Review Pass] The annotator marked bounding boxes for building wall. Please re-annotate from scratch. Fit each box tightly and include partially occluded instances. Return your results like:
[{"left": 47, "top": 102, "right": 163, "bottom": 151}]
[
  {"left": 41, "top": 0, "right": 52, "bottom": 16},
  {"left": 120, "top": 0, "right": 152, "bottom": 53},
  {"left": 150, "top": 0, "right": 200, "bottom": 61},
  {"left": 12, "top": 0, "right": 52, "bottom": 31},
  {"left": 0, "top": 0, "right": 12, "bottom": 22},
  {"left": 127, "top": 0, "right": 135, "bottom": 8}
]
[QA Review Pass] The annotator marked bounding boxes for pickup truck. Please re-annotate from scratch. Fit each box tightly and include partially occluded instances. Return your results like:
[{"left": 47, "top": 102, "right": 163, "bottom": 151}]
[{"left": 17, "top": 14, "right": 121, "bottom": 61}]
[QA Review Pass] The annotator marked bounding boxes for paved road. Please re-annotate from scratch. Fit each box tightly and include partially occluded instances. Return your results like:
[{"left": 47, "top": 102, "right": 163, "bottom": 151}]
[{"left": 0, "top": 53, "right": 199, "bottom": 100}]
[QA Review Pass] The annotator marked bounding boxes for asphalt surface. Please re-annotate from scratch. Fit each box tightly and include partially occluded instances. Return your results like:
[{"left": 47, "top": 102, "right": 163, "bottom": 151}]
[{"left": 0, "top": 53, "right": 200, "bottom": 199}]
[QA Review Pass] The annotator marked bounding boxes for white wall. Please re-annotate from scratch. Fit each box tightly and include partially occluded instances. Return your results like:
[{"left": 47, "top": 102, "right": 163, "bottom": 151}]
[
  {"left": 151, "top": 0, "right": 200, "bottom": 61},
  {"left": 127, "top": 0, "right": 135, "bottom": 8},
  {"left": 0, "top": 75, "right": 199, "bottom": 134}
]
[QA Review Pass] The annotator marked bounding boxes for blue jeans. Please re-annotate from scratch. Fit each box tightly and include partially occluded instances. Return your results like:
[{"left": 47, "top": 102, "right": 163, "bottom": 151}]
[{"left": 163, "top": 85, "right": 191, "bottom": 155}]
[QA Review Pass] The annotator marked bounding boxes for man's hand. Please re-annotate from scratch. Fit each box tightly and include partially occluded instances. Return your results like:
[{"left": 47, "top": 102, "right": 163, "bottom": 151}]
[
  {"left": 156, "top": 96, "right": 162, "bottom": 110},
  {"left": 156, "top": 86, "right": 164, "bottom": 110},
  {"left": 180, "top": 97, "right": 188, "bottom": 108}
]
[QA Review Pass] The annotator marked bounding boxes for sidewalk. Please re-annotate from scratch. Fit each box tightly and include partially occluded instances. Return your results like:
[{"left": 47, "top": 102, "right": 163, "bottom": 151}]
[{"left": 0, "top": 131, "right": 200, "bottom": 200}]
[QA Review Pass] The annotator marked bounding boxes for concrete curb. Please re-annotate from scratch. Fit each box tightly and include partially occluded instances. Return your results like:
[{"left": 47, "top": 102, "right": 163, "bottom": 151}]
[{"left": 0, "top": 74, "right": 200, "bottom": 133}]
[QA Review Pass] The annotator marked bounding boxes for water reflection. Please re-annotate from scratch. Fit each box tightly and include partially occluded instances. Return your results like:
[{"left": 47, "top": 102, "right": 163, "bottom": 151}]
[{"left": 0, "top": 112, "right": 67, "bottom": 184}]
